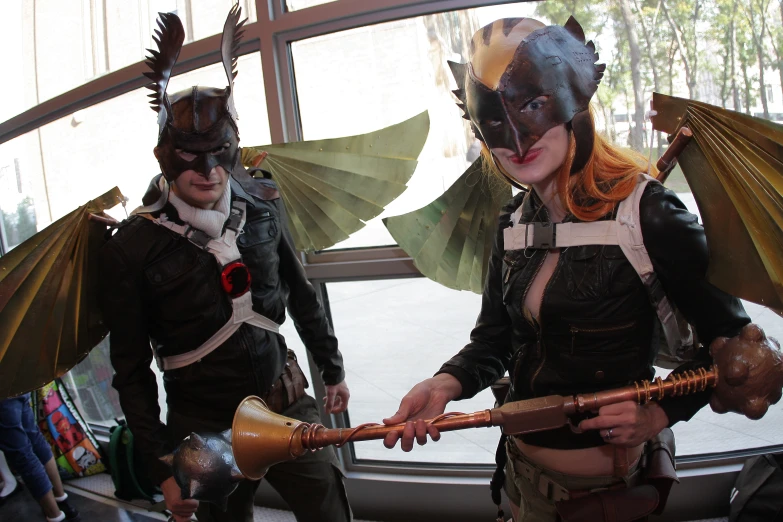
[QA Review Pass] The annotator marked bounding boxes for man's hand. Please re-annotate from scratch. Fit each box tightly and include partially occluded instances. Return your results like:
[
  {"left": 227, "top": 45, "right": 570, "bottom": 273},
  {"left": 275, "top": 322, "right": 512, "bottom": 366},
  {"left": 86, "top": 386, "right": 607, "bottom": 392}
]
[
  {"left": 382, "top": 374, "right": 463, "bottom": 452},
  {"left": 161, "top": 476, "right": 198, "bottom": 522},
  {"left": 324, "top": 380, "right": 350, "bottom": 414},
  {"left": 579, "top": 401, "right": 669, "bottom": 447}
]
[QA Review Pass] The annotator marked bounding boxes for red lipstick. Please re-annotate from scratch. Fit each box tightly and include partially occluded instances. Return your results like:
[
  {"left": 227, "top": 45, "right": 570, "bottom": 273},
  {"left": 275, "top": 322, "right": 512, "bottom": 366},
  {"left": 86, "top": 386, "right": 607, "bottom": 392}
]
[{"left": 509, "top": 148, "right": 542, "bottom": 165}]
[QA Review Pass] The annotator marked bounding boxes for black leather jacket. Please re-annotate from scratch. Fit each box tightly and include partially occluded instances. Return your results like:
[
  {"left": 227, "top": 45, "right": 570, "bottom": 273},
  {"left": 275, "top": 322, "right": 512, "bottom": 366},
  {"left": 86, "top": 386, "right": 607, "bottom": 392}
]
[
  {"left": 439, "top": 181, "right": 750, "bottom": 449},
  {"left": 99, "top": 170, "right": 344, "bottom": 484}
]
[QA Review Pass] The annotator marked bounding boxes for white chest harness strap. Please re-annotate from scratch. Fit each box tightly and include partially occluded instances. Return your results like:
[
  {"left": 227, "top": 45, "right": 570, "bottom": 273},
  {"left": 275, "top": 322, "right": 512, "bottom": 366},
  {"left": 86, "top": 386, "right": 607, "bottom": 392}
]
[
  {"left": 502, "top": 174, "right": 691, "bottom": 362},
  {"left": 147, "top": 200, "right": 281, "bottom": 371}
]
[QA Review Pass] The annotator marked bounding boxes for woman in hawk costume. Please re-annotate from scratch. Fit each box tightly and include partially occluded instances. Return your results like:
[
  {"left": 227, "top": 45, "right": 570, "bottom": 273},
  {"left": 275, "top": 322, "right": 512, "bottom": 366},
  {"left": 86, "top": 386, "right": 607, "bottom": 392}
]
[{"left": 383, "top": 17, "right": 753, "bottom": 522}]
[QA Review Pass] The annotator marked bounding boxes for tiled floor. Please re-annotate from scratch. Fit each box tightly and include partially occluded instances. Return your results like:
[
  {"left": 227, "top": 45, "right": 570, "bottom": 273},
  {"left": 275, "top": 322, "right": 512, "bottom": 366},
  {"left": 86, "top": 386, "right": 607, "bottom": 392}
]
[
  {"left": 0, "top": 477, "right": 730, "bottom": 522},
  {"left": 0, "top": 473, "right": 380, "bottom": 522},
  {"left": 65, "top": 473, "right": 378, "bottom": 522},
  {"left": 0, "top": 482, "right": 161, "bottom": 522}
]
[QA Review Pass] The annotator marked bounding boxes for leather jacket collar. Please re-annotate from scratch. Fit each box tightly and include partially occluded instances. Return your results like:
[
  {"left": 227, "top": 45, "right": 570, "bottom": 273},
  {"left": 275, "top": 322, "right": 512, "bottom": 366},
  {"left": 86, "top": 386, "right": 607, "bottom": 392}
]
[{"left": 135, "top": 167, "right": 278, "bottom": 218}]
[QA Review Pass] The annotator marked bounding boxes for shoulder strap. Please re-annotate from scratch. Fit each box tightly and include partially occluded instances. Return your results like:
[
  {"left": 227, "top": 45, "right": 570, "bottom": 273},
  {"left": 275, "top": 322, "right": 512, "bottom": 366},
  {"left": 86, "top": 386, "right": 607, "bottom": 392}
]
[
  {"left": 617, "top": 174, "right": 694, "bottom": 366},
  {"left": 122, "top": 425, "right": 155, "bottom": 501},
  {"left": 108, "top": 424, "right": 125, "bottom": 492},
  {"left": 503, "top": 174, "right": 695, "bottom": 366}
]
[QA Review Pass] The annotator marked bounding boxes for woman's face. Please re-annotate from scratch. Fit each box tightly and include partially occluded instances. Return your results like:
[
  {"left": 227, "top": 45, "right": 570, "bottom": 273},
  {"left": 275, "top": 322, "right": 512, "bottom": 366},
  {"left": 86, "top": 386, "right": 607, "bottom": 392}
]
[{"left": 491, "top": 123, "right": 569, "bottom": 187}]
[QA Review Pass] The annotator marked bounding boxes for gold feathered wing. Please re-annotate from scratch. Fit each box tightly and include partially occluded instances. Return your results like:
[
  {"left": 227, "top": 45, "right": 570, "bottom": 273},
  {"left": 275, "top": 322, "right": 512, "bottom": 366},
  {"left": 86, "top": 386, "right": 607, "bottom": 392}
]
[
  {"left": 383, "top": 158, "right": 511, "bottom": 293},
  {"left": 652, "top": 93, "right": 783, "bottom": 312},
  {"left": 241, "top": 112, "right": 430, "bottom": 252},
  {"left": 0, "top": 188, "right": 125, "bottom": 398}
]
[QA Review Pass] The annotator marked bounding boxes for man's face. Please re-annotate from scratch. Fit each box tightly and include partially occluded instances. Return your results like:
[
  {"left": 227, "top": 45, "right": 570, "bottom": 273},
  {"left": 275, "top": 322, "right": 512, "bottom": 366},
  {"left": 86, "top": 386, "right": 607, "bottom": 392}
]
[{"left": 168, "top": 163, "right": 230, "bottom": 210}]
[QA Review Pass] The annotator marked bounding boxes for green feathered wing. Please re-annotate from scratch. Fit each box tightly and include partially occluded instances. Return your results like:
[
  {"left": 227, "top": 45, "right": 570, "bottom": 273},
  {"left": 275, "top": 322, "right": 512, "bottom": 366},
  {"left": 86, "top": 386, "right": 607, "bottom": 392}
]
[
  {"left": 383, "top": 157, "right": 511, "bottom": 293},
  {"left": 652, "top": 93, "right": 783, "bottom": 313},
  {"left": 241, "top": 111, "right": 430, "bottom": 252}
]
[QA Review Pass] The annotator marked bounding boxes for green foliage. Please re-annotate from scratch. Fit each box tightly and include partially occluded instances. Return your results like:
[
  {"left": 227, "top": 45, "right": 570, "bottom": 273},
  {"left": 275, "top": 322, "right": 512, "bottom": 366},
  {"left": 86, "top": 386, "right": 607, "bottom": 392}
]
[
  {"left": 16, "top": 197, "right": 37, "bottom": 245},
  {"left": 532, "top": 0, "right": 781, "bottom": 124},
  {"left": 0, "top": 197, "right": 37, "bottom": 250}
]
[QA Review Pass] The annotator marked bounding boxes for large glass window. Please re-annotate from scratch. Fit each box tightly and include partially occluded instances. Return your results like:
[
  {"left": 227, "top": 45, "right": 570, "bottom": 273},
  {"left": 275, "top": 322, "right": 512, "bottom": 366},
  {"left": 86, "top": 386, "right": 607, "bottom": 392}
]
[
  {"left": 286, "top": 0, "right": 337, "bottom": 10},
  {"left": 0, "top": 1, "right": 258, "bottom": 122},
  {"left": 60, "top": 338, "right": 125, "bottom": 426},
  {"left": 0, "top": 138, "right": 39, "bottom": 252},
  {"left": 291, "top": 11, "right": 487, "bottom": 250},
  {"left": 0, "top": 53, "right": 269, "bottom": 229},
  {"left": 327, "top": 278, "right": 496, "bottom": 464}
]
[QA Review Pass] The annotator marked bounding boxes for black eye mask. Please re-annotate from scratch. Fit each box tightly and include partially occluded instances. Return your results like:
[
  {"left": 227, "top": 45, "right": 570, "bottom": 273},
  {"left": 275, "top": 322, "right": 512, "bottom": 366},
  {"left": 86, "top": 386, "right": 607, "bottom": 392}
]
[
  {"left": 450, "top": 17, "right": 605, "bottom": 174},
  {"left": 155, "top": 87, "right": 240, "bottom": 181}
]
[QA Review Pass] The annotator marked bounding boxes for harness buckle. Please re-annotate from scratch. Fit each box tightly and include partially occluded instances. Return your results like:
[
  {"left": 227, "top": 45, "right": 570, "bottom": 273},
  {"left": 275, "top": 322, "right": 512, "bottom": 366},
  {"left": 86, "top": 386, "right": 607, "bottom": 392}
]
[
  {"left": 226, "top": 208, "right": 243, "bottom": 232},
  {"left": 531, "top": 222, "right": 556, "bottom": 249},
  {"left": 185, "top": 227, "right": 212, "bottom": 249}
]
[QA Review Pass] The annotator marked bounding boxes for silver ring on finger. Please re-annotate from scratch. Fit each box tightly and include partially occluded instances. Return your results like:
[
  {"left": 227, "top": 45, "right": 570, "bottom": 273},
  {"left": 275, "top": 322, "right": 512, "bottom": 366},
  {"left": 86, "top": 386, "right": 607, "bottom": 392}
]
[{"left": 604, "top": 428, "right": 614, "bottom": 440}]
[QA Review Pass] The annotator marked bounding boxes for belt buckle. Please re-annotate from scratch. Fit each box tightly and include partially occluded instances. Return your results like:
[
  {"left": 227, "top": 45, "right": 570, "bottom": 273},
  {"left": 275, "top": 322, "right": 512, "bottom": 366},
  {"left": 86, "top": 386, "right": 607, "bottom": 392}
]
[
  {"left": 537, "top": 474, "right": 570, "bottom": 502},
  {"left": 531, "top": 222, "right": 555, "bottom": 249}
]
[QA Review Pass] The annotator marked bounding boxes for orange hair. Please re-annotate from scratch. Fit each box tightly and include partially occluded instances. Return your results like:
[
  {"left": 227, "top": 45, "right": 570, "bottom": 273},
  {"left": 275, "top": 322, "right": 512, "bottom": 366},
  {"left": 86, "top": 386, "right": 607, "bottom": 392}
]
[{"left": 482, "top": 108, "right": 656, "bottom": 222}]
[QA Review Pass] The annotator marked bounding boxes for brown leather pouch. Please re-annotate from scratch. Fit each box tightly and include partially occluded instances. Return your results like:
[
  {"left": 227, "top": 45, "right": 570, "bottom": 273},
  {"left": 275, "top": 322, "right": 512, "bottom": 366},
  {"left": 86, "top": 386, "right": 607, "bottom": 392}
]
[
  {"left": 264, "top": 350, "right": 309, "bottom": 413},
  {"left": 644, "top": 428, "right": 678, "bottom": 515},
  {"left": 554, "top": 429, "right": 678, "bottom": 522},
  {"left": 283, "top": 350, "right": 309, "bottom": 405},
  {"left": 555, "top": 484, "right": 659, "bottom": 522}
]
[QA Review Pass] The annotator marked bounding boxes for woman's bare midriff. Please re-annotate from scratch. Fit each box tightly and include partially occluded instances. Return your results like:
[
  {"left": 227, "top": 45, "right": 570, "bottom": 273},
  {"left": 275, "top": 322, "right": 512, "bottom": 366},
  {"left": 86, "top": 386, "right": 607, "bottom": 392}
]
[{"left": 514, "top": 437, "right": 644, "bottom": 476}]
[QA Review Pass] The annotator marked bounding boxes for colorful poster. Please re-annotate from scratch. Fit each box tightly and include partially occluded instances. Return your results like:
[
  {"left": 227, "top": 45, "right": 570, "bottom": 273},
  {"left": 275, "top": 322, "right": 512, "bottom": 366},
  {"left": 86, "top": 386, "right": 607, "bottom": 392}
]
[
  {"left": 33, "top": 380, "right": 106, "bottom": 479},
  {"left": 64, "top": 441, "right": 102, "bottom": 474},
  {"left": 39, "top": 385, "right": 63, "bottom": 416},
  {"left": 46, "top": 405, "right": 86, "bottom": 453}
]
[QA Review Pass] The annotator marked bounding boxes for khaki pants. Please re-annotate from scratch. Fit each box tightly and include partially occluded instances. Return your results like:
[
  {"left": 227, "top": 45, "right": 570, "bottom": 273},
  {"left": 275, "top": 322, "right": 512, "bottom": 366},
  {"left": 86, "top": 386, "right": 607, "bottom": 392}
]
[
  {"left": 168, "top": 394, "right": 352, "bottom": 522},
  {"left": 504, "top": 440, "right": 639, "bottom": 522}
]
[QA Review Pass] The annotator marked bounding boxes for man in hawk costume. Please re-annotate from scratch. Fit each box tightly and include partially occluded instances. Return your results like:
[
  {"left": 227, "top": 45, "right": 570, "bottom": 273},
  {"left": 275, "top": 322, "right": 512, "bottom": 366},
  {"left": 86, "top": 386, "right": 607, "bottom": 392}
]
[{"left": 99, "top": 7, "right": 352, "bottom": 522}]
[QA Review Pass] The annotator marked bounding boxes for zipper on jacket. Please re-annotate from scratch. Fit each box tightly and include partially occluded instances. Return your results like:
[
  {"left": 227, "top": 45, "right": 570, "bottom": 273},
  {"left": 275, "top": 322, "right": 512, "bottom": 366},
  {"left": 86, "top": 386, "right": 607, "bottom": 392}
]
[
  {"left": 519, "top": 253, "right": 547, "bottom": 357},
  {"left": 240, "top": 326, "right": 263, "bottom": 395},
  {"left": 523, "top": 251, "right": 563, "bottom": 395},
  {"left": 569, "top": 321, "right": 637, "bottom": 355}
]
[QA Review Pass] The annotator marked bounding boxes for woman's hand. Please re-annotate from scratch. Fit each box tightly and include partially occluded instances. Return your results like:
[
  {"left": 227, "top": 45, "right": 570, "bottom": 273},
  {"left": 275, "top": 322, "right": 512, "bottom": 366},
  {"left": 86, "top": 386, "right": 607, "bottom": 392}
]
[
  {"left": 382, "top": 374, "right": 463, "bottom": 452},
  {"left": 578, "top": 401, "right": 669, "bottom": 447}
]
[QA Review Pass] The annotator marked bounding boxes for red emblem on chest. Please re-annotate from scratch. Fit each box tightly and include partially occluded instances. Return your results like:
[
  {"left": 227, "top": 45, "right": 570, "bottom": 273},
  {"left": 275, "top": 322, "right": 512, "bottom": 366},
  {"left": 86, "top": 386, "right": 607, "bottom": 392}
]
[{"left": 221, "top": 261, "right": 252, "bottom": 298}]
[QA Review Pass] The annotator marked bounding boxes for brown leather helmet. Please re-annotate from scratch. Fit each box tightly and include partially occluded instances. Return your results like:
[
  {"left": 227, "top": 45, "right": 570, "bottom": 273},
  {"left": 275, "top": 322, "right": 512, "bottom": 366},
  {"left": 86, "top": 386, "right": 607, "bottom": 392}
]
[
  {"left": 449, "top": 16, "right": 605, "bottom": 178},
  {"left": 144, "top": 6, "right": 246, "bottom": 181}
]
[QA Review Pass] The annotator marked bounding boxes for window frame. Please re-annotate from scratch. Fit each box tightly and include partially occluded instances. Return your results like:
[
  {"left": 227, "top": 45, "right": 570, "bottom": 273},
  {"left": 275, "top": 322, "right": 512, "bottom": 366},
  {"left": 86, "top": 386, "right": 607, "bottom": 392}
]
[{"left": 1, "top": 1, "right": 780, "bottom": 519}]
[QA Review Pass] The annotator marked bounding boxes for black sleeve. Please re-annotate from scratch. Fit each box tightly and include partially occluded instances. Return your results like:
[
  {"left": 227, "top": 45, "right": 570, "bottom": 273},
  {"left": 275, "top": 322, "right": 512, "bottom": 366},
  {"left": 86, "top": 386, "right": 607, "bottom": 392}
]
[
  {"left": 276, "top": 200, "right": 345, "bottom": 385},
  {"left": 639, "top": 182, "right": 751, "bottom": 425},
  {"left": 99, "top": 236, "right": 173, "bottom": 486},
  {"left": 436, "top": 217, "right": 514, "bottom": 399}
]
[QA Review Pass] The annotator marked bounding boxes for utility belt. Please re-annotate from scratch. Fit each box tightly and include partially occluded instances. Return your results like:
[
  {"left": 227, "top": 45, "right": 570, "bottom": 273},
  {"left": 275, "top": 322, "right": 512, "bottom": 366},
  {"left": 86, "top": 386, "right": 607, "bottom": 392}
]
[
  {"left": 263, "top": 350, "right": 309, "bottom": 414},
  {"left": 508, "top": 429, "right": 678, "bottom": 522}
]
